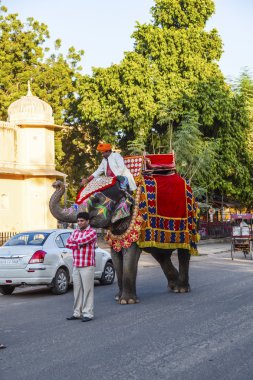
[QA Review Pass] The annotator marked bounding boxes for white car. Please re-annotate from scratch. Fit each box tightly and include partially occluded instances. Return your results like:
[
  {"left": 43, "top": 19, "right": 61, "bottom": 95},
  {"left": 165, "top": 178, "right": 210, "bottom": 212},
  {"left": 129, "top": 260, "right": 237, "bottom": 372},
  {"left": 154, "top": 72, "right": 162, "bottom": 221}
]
[{"left": 0, "top": 229, "right": 115, "bottom": 295}]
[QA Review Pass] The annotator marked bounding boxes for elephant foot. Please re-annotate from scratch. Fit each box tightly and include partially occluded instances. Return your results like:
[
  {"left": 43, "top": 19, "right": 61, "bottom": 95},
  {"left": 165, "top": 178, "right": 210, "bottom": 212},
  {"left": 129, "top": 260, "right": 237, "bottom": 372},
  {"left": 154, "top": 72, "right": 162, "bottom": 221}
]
[
  {"left": 172, "top": 285, "right": 191, "bottom": 293},
  {"left": 119, "top": 296, "right": 140, "bottom": 304},
  {"left": 168, "top": 281, "right": 177, "bottom": 290}
]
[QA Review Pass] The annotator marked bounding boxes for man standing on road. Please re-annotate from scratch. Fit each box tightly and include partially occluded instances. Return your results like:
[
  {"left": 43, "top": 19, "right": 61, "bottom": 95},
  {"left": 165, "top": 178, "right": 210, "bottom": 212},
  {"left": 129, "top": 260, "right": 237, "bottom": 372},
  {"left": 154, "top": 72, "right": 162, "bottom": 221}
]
[{"left": 66, "top": 212, "right": 97, "bottom": 322}]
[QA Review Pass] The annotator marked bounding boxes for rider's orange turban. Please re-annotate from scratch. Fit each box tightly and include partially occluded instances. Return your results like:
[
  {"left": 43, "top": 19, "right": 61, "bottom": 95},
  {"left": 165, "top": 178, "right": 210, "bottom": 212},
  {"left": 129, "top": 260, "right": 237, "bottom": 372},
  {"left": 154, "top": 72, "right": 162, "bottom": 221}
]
[{"left": 96, "top": 143, "right": 112, "bottom": 152}]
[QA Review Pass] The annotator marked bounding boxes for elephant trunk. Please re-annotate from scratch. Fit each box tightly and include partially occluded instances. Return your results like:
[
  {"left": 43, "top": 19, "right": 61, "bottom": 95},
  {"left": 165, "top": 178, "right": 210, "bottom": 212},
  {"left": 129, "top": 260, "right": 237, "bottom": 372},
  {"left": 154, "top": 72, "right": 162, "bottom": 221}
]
[{"left": 49, "top": 180, "right": 77, "bottom": 223}]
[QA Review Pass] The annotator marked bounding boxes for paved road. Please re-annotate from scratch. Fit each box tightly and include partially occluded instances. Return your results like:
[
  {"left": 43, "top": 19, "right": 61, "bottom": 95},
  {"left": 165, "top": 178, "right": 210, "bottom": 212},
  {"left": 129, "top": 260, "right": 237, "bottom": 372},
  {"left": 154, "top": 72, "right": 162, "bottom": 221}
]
[{"left": 1, "top": 244, "right": 253, "bottom": 380}]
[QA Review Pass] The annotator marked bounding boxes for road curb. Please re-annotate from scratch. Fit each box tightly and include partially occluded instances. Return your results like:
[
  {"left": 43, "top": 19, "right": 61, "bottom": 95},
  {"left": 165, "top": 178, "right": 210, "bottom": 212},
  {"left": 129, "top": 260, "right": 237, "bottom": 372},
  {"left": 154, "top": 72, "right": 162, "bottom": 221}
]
[{"left": 199, "top": 237, "right": 231, "bottom": 245}]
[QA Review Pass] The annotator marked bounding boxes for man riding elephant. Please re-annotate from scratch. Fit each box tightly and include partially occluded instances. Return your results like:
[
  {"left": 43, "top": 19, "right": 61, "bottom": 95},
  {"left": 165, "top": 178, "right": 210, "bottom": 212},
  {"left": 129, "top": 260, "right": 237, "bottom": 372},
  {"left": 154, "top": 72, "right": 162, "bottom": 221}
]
[{"left": 81, "top": 143, "right": 137, "bottom": 192}]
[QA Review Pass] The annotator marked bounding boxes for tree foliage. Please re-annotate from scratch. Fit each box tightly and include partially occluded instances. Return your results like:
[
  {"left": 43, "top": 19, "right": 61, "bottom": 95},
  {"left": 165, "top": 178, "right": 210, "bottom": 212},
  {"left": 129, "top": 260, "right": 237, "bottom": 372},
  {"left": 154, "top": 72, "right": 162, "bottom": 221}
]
[
  {"left": 173, "top": 112, "right": 217, "bottom": 186},
  {"left": 213, "top": 73, "right": 253, "bottom": 209},
  {"left": 70, "top": 0, "right": 229, "bottom": 192},
  {"left": 1, "top": 1, "right": 253, "bottom": 208},
  {"left": 0, "top": 4, "right": 83, "bottom": 167}
]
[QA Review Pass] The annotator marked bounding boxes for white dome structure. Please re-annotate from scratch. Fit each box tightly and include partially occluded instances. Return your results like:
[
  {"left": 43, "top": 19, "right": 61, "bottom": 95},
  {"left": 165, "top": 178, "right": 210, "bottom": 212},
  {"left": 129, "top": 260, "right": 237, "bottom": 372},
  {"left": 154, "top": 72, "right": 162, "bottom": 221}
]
[
  {"left": 7, "top": 82, "right": 54, "bottom": 125},
  {"left": 0, "top": 82, "right": 66, "bottom": 233}
]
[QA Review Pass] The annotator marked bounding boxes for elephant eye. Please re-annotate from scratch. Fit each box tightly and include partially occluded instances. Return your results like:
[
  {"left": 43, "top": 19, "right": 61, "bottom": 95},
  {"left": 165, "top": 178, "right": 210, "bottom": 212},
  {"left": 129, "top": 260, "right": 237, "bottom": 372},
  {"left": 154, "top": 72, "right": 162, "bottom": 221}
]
[
  {"left": 90, "top": 192, "right": 105, "bottom": 205},
  {"left": 92, "top": 196, "right": 99, "bottom": 203}
]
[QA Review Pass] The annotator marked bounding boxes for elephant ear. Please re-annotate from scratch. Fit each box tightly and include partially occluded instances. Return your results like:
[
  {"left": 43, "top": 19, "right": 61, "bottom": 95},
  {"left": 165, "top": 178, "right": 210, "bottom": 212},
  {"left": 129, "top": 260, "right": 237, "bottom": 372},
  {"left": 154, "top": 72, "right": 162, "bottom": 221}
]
[{"left": 111, "top": 196, "right": 133, "bottom": 223}]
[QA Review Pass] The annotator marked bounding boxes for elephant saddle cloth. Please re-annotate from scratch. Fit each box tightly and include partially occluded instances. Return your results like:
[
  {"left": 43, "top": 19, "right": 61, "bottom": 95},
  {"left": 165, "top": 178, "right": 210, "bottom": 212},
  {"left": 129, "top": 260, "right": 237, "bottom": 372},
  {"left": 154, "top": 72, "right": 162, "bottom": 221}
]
[
  {"left": 76, "top": 177, "right": 117, "bottom": 204},
  {"left": 138, "top": 174, "right": 198, "bottom": 255}
]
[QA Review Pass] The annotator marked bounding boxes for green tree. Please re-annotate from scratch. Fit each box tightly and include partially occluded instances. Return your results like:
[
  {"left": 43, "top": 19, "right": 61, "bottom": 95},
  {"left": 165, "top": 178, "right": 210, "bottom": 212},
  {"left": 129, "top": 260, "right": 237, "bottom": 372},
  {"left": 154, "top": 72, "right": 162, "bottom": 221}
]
[
  {"left": 76, "top": 0, "right": 228, "bottom": 147},
  {"left": 0, "top": 4, "right": 84, "bottom": 168},
  {"left": 213, "top": 73, "right": 253, "bottom": 209},
  {"left": 3, "top": 1, "right": 251, "bottom": 207},
  {"left": 67, "top": 0, "right": 229, "bottom": 188},
  {"left": 232, "top": 70, "right": 253, "bottom": 158},
  {"left": 173, "top": 112, "right": 217, "bottom": 186},
  {"left": 127, "top": 120, "right": 146, "bottom": 155}
]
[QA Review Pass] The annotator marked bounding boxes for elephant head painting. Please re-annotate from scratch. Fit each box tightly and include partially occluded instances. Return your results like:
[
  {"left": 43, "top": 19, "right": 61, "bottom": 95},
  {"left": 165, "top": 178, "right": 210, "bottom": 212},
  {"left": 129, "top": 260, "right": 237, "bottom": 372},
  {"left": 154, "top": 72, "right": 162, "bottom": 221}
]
[{"left": 49, "top": 165, "right": 198, "bottom": 304}]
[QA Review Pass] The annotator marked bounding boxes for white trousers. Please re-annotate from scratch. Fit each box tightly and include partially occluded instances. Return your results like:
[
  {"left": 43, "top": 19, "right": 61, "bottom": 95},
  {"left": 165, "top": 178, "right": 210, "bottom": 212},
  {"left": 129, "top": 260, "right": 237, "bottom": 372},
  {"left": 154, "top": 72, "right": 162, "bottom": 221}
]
[{"left": 73, "top": 266, "right": 94, "bottom": 318}]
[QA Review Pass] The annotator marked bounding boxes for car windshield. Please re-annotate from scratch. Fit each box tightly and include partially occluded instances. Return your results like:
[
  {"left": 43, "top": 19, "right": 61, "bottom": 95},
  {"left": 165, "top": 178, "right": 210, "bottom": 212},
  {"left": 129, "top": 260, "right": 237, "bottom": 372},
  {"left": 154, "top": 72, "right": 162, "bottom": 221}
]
[{"left": 4, "top": 232, "right": 50, "bottom": 246}]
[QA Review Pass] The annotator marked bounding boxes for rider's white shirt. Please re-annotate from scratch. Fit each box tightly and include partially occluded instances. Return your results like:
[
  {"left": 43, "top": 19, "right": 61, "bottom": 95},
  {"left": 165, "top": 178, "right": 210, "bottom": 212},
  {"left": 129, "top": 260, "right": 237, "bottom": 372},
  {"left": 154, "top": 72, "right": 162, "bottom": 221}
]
[{"left": 92, "top": 152, "right": 137, "bottom": 191}]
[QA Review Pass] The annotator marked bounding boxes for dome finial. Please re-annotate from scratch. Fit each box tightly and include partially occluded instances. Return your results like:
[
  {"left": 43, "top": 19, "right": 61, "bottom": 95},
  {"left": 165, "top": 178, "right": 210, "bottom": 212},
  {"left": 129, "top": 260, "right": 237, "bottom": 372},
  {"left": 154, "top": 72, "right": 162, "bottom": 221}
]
[
  {"left": 27, "top": 80, "right": 32, "bottom": 96},
  {"left": 7, "top": 81, "right": 54, "bottom": 125}
]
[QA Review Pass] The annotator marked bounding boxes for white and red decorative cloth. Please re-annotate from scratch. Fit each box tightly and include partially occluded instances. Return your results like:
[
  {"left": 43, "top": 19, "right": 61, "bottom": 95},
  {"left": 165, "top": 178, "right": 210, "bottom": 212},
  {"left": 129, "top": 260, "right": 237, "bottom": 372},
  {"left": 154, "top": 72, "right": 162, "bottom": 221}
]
[
  {"left": 123, "top": 156, "right": 144, "bottom": 183},
  {"left": 76, "top": 177, "right": 117, "bottom": 205}
]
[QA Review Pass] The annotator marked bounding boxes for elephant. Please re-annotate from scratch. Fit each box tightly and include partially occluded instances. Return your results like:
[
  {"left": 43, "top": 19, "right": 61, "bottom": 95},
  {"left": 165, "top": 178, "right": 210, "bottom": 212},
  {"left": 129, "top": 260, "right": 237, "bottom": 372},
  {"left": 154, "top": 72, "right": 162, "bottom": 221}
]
[{"left": 49, "top": 176, "right": 198, "bottom": 304}]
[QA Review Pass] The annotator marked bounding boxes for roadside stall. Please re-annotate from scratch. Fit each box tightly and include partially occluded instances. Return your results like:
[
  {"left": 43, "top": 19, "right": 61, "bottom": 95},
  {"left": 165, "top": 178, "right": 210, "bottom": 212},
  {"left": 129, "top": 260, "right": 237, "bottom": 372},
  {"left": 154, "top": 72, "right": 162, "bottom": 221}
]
[{"left": 231, "top": 213, "right": 253, "bottom": 260}]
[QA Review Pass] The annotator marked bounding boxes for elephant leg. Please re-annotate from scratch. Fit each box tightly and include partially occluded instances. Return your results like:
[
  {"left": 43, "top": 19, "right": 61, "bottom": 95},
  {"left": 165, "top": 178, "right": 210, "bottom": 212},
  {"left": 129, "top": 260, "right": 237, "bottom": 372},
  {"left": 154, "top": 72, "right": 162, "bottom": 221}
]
[
  {"left": 174, "top": 249, "right": 191, "bottom": 293},
  {"left": 110, "top": 249, "right": 123, "bottom": 301},
  {"left": 150, "top": 249, "right": 179, "bottom": 290},
  {"left": 120, "top": 243, "right": 141, "bottom": 305}
]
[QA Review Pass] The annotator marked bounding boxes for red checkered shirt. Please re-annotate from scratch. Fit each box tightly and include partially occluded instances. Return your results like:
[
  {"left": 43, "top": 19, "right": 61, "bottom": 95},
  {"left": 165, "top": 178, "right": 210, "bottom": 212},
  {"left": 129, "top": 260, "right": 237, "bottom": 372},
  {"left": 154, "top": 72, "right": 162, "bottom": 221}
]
[{"left": 66, "top": 226, "right": 97, "bottom": 267}]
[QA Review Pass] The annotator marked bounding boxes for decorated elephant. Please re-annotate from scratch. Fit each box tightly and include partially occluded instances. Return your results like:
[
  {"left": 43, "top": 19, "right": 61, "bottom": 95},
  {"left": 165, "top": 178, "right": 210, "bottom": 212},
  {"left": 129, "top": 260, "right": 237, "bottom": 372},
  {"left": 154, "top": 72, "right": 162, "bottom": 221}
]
[{"left": 49, "top": 173, "right": 198, "bottom": 304}]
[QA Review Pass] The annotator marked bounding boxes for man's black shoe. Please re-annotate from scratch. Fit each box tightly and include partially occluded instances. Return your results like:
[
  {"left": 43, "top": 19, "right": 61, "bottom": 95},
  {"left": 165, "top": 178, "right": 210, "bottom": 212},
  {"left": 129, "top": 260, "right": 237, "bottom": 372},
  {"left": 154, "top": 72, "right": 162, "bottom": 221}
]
[
  {"left": 82, "top": 317, "right": 92, "bottom": 322},
  {"left": 0, "top": 344, "right": 6, "bottom": 349},
  {"left": 66, "top": 316, "right": 79, "bottom": 320}
]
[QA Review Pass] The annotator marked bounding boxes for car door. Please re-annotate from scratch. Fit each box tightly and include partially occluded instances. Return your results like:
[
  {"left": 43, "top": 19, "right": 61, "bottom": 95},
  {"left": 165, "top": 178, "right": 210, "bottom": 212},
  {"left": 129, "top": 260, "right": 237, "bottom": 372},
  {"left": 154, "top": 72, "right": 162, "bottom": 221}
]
[
  {"left": 94, "top": 245, "right": 104, "bottom": 275},
  {"left": 55, "top": 232, "right": 73, "bottom": 275}
]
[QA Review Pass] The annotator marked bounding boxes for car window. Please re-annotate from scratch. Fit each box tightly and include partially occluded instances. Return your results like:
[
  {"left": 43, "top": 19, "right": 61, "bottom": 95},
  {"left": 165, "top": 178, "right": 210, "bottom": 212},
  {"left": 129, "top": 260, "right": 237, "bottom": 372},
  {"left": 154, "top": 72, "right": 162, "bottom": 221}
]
[
  {"left": 55, "top": 233, "right": 71, "bottom": 248},
  {"left": 4, "top": 232, "right": 50, "bottom": 246}
]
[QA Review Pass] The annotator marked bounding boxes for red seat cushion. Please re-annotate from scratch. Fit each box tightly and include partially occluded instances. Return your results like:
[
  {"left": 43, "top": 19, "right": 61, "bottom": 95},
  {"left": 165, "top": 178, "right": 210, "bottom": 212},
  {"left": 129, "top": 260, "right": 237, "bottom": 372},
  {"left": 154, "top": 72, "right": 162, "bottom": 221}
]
[{"left": 146, "top": 153, "right": 176, "bottom": 169}]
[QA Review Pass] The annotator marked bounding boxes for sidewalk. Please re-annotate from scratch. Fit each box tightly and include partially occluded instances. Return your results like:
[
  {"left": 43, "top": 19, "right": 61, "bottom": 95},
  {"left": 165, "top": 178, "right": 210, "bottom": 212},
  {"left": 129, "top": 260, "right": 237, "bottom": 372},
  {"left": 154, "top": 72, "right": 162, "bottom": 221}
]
[
  {"left": 198, "top": 241, "right": 231, "bottom": 255},
  {"left": 139, "top": 241, "right": 232, "bottom": 267},
  {"left": 98, "top": 235, "right": 233, "bottom": 266}
]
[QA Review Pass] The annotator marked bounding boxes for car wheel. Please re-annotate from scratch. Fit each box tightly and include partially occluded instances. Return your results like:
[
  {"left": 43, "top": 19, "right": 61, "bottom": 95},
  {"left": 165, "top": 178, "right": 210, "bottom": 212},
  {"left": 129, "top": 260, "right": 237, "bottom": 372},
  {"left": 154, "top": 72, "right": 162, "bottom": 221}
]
[
  {"left": 51, "top": 268, "right": 69, "bottom": 295},
  {"left": 0, "top": 285, "right": 16, "bottom": 295},
  {"left": 100, "top": 262, "right": 115, "bottom": 285}
]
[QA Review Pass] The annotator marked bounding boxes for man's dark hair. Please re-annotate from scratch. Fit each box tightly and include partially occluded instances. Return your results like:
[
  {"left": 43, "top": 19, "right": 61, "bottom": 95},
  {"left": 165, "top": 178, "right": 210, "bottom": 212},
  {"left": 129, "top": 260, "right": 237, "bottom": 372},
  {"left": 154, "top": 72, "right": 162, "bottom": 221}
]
[{"left": 77, "top": 212, "right": 90, "bottom": 220}]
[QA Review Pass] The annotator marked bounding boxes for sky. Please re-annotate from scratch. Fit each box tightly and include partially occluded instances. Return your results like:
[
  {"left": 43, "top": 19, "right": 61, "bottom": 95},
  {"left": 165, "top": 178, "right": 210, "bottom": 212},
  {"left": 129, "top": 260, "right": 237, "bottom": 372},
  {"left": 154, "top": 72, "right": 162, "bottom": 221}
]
[{"left": 5, "top": 0, "right": 253, "bottom": 80}]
